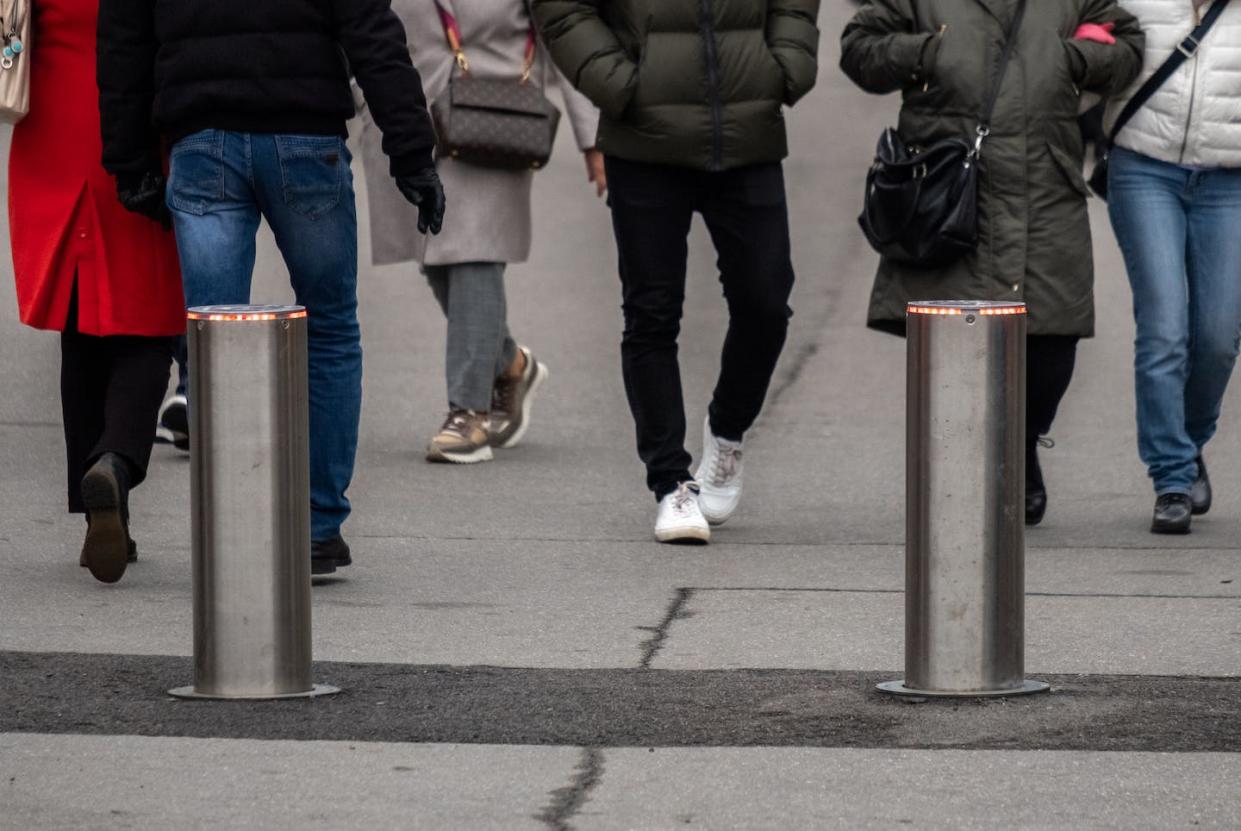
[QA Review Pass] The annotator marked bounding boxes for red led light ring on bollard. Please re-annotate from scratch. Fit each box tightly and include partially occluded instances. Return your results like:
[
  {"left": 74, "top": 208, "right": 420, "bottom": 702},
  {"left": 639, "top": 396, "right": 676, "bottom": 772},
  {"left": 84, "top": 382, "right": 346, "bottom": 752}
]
[
  {"left": 187, "top": 305, "right": 307, "bottom": 322},
  {"left": 907, "top": 301, "right": 1027, "bottom": 317}
]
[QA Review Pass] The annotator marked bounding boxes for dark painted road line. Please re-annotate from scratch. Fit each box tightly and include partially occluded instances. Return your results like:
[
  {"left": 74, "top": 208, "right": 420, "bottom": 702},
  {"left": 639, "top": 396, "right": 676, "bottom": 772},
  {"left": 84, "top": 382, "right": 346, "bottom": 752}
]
[{"left": 2, "top": 652, "right": 1240, "bottom": 752}]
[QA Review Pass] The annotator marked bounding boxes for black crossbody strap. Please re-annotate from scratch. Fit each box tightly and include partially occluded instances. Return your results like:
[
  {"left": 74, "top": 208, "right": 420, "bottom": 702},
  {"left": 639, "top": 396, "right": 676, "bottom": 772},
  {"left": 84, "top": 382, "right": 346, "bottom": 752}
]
[
  {"left": 1107, "top": 0, "right": 1231, "bottom": 146},
  {"left": 980, "top": 0, "right": 1028, "bottom": 132}
]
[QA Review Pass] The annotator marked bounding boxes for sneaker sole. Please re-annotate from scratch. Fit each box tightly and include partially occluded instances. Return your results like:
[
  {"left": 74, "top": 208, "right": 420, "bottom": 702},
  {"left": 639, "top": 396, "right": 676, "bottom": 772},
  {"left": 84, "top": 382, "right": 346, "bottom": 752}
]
[
  {"left": 426, "top": 444, "right": 494, "bottom": 464},
  {"left": 699, "top": 498, "right": 740, "bottom": 526},
  {"left": 498, "top": 360, "right": 549, "bottom": 450},
  {"left": 80, "top": 469, "right": 128, "bottom": 584},
  {"left": 1150, "top": 522, "right": 1192, "bottom": 535},
  {"left": 655, "top": 525, "right": 711, "bottom": 545}
]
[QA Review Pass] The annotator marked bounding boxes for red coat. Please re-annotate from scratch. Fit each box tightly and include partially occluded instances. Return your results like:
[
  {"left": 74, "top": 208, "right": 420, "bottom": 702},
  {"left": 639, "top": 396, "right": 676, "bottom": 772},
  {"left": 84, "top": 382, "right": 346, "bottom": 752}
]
[{"left": 8, "top": 0, "right": 183, "bottom": 337}]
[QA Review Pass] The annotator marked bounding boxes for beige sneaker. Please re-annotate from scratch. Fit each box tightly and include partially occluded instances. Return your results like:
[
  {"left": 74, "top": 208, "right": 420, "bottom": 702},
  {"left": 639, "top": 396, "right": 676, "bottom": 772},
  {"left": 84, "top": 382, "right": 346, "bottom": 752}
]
[
  {"left": 489, "top": 347, "right": 549, "bottom": 449},
  {"left": 426, "top": 409, "right": 493, "bottom": 464}
]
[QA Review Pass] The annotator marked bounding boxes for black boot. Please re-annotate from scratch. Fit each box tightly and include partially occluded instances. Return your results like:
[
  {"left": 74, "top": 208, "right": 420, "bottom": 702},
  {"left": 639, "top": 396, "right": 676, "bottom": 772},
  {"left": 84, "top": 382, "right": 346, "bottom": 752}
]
[
  {"left": 1190, "top": 456, "right": 1211, "bottom": 516},
  {"left": 1151, "top": 493, "right": 1192, "bottom": 535},
  {"left": 1025, "top": 438, "right": 1048, "bottom": 526},
  {"left": 80, "top": 452, "right": 134, "bottom": 583}
]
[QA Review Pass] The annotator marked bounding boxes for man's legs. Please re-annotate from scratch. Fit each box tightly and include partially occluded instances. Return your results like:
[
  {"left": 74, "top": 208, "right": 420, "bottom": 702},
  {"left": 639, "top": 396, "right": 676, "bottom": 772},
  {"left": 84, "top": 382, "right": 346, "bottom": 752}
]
[
  {"left": 250, "top": 134, "right": 361, "bottom": 543},
  {"left": 605, "top": 156, "right": 696, "bottom": 500},
  {"left": 698, "top": 163, "right": 795, "bottom": 442}
]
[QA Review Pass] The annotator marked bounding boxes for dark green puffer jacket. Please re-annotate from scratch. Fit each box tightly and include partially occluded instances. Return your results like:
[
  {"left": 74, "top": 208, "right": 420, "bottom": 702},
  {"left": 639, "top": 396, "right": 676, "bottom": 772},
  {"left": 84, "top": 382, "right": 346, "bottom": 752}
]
[
  {"left": 533, "top": 0, "right": 821, "bottom": 171},
  {"left": 841, "top": 0, "right": 1143, "bottom": 337}
]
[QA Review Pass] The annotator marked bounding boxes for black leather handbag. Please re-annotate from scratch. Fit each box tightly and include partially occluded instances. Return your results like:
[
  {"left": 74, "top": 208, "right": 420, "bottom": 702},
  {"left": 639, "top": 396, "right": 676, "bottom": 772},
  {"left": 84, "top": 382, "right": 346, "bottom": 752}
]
[
  {"left": 859, "top": 0, "right": 1026, "bottom": 268},
  {"left": 1089, "top": 0, "right": 1230, "bottom": 200},
  {"left": 431, "top": 1, "right": 561, "bottom": 170}
]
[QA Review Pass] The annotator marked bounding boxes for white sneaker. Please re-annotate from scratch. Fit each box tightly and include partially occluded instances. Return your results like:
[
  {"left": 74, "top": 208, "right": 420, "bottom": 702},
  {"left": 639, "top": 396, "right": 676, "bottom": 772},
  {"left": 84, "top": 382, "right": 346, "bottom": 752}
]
[
  {"left": 654, "top": 482, "right": 711, "bottom": 544},
  {"left": 694, "top": 416, "right": 743, "bottom": 525}
]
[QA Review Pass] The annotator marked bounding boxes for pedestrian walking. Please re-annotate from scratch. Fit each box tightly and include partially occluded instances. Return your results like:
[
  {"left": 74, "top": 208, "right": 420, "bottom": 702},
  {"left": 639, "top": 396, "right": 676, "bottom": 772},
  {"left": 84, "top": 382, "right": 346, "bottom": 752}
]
[
  {"left": 533, "top": 0, "right": 821, "bottom": 544},
  {"left": 1104, "top": 0, "right": 1241, "bottom": 534},
  {"left": 8, "top": 0, "right": 184, "bottom": 584},
  {"left": 359, "top": 0, "right": 602, "bottom": 465},
  {"left": 841, "top": 0, "right": 1143, "bottom": 526},
  {"left": 98, "top": 0, "right": 445, "bottom": 576}
]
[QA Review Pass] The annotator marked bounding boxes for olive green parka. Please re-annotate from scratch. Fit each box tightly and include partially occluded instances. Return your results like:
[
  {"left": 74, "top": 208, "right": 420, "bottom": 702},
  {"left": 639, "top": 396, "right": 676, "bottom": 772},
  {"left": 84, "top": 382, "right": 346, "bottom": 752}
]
[
  {"left": 533, "top": 0, "right": 821, "bottom": 172},
  {"left": 841, "top": 0, "right": 1143, "bottom": 336}
]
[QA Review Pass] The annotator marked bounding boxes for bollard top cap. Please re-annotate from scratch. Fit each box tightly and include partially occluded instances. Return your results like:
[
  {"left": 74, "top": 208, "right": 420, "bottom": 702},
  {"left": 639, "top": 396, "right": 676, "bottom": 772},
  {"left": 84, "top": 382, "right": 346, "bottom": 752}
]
[
  {"left": 187, "top": 305, "right": 307, "bottom": 322},
  {"left": 907, "top": 301, "right": 1026, "bottom": 317}
]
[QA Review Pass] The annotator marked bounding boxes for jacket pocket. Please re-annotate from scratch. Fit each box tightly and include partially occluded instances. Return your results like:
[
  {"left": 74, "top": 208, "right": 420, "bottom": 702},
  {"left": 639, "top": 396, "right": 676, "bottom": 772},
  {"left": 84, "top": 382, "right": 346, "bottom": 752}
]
[
  {"left": 1047, "top": 142, "right": 1089, "bottom": 197},
  {"left": 168, "top": 130, "right": 225, "bottom": 216},
  {"left": 276, "top": 135, "right": 346, "bottom": 220}
]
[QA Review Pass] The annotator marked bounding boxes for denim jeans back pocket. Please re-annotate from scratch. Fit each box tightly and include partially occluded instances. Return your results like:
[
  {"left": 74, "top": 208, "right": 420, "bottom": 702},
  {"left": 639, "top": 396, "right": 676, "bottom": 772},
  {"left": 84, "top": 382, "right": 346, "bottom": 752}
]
[
  {"left": 275, "top": 135, "right": 345, "bottom": 220},
  {"left": 168, "top": 130, "right": 225, "bottom": 216}
]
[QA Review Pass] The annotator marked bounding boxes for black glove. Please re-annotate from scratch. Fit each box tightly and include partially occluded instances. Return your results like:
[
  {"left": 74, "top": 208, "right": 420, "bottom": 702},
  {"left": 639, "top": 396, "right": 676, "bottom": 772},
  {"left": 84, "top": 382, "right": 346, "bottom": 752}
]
[
  {"left": 395, "top": 168, "right": 446, "bottom": 235},
  {"left": 117, "top": 170, "right": 172, "bottom": 230}
]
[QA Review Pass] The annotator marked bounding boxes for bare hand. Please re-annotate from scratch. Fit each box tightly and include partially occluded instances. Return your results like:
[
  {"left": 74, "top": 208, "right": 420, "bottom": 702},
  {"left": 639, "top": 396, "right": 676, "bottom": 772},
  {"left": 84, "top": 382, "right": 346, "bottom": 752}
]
[{"left": 584, "top": 148, "right": 607, "bottom": 198}]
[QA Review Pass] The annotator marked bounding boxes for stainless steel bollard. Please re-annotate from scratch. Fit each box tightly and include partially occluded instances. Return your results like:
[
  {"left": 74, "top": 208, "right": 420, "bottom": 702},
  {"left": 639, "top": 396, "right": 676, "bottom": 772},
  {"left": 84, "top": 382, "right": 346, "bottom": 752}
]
[
  {"left": 878, "top": 301, "right": 1048, "bottom": 698},
  {"left": 170, "top": 305, "right": 338, "bottom": 700}
]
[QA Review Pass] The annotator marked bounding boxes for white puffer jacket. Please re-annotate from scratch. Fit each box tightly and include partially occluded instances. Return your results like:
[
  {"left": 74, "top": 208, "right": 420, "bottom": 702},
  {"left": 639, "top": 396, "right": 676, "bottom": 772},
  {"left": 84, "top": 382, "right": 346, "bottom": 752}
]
[{"left": 1105, "top": 0, "right": 1241, "bottom": 168}]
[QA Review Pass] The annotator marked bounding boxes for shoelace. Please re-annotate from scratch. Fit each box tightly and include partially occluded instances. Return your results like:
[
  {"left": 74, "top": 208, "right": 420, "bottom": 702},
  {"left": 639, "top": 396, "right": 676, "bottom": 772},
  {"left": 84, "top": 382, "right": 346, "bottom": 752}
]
[
  {"left": 671, "top": 483, "right": 699, "bottom": 514},
  {"left": 443, "top": 410, "right": 481, "bottom": 437},
  {"left": 1037, "top": 436, "right": 1055, "bottom": 449},
  {"left": 707, "top": 443, "right": 742, "bottom": 486}
]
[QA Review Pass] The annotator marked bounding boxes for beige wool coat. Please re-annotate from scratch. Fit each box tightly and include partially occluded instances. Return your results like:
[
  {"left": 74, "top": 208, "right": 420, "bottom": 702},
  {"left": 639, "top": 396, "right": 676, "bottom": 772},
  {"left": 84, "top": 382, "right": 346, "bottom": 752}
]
[{"left": 358, "top": 0, "right": 600, "bottom": 267}]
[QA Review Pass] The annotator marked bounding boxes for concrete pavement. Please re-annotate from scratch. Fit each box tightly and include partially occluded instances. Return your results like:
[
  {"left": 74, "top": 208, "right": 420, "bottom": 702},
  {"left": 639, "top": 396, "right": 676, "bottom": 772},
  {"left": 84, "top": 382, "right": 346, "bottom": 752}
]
[{"left": 2, "top": 2, "right": 1239, "bottom": 827}]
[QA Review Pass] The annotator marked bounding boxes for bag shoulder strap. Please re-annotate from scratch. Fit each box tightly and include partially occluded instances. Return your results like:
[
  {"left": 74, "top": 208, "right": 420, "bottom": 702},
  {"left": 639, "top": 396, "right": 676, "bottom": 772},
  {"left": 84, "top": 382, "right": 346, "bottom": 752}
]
[
  {"left": 979, "top": 0, "right": 1028, "bottom": 133},
  {"left": 433, "top": 0, "right": 538, "bottom": 81},
  {"left": 1108, "top": 0, "right": 1231, "bottom": 145}
]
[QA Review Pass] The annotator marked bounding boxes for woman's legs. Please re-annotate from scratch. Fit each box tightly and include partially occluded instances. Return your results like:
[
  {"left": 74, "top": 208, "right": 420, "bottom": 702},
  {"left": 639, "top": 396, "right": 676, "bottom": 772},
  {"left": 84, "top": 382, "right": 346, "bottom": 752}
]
[
  {"left": 1182, "top": 168, "right": 1241, "bottom": 457},
  {"left": 1108, "top": 149, "right": 1197, "bottom": 496},
  {"left": 1027, "top": 335, "right": 1080, "bottom": 441},
  {"left": 1024, "top": 335, "right": 1079, "bottom": 525},
  {"left": 425, "top": 262, "right": 516, "bottom": 412},
  {"left": 60, "top": 302, "right": 109, "bottom": 515}
]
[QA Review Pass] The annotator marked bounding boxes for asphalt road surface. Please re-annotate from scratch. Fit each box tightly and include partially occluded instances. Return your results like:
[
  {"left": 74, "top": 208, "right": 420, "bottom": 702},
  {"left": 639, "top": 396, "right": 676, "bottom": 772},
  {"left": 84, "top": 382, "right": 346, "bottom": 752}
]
[{"left": 2, "top": 4, "right": 1239, "bottom": 828}]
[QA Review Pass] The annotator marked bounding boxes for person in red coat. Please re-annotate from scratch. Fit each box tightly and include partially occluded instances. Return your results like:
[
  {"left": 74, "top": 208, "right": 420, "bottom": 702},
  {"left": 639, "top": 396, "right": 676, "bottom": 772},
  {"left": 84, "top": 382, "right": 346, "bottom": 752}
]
[{"left": 7, "top": 0, "right": 184, "bottom": 583}]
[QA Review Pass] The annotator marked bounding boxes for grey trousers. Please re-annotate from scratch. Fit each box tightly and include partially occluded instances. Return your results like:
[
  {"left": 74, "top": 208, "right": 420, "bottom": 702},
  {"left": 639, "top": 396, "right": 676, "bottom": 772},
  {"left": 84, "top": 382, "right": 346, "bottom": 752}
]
[{"left": 425, "top": 262, "right": 519, "bottom": 412}]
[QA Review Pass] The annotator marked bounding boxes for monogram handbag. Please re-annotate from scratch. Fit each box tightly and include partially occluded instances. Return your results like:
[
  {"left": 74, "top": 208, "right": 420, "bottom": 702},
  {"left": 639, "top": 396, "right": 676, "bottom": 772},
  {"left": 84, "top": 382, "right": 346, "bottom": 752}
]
[
  {"left": 0, "top": 0, "right": 31, "bottom": 124},
  {"left": 1088, "top": 0, "right": 1230, "bottom": 200},
  {"left": 430, "top": 1, "right": 561, "bottom": 170},
  {"left": 859, "top": 0, "right": 1026, "bottom": 268}
]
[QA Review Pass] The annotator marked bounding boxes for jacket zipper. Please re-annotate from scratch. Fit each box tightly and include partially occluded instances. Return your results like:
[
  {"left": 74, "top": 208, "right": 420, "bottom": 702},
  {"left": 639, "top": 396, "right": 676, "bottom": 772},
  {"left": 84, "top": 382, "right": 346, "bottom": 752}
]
[
  {"left": 1179, "top": 3, "right": 1203, "bottom": 164},
  {"left": 699, "top": 0, "right": 724, "bottom": 170}
]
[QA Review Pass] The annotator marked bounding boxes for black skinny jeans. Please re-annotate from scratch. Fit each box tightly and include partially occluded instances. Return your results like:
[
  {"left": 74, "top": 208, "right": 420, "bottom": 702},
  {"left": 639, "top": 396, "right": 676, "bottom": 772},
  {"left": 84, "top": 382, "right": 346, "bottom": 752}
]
[
  {"left": 606, "top": 157, "right": 796, "bottom": 500},
  {"left": 60, "top": 293, "right": 173, "bottom": 513}
]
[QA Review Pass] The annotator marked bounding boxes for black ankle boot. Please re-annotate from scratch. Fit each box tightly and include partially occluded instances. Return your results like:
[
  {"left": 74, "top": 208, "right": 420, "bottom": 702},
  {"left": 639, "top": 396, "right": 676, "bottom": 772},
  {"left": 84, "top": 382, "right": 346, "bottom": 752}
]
[
  {"left": 80, "top": 452, "right": 133, "bottom": 584},
  {"left": 1025, "top": 438, "right": 1048, "bottom": 526}
]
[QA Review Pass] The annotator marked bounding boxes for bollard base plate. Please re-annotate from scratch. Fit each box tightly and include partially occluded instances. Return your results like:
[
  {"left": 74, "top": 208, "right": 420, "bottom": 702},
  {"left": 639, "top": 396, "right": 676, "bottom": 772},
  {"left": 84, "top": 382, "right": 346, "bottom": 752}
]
[
  {"left": 876, "top": 680, "right": 1050, "bottom": 698},
  {"left": 168, "top": 684, "right": 341, "bottom": 701}
]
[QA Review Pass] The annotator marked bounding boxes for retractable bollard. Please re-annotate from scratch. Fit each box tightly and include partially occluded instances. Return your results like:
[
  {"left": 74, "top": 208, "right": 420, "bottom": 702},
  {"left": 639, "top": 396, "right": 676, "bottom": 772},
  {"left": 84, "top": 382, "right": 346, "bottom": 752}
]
[
  {"left": 170, "top": 305, "right": 338, "bottom": 700},
  {"left": 878, "top": 301, "right": 1048, "bottom": 698}
]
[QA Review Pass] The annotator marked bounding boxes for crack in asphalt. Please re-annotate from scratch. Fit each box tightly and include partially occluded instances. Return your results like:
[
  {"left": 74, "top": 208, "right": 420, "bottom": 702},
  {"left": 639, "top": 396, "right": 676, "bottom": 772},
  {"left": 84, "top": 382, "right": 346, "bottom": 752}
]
[
  {"left": 695, "top": 587, "right": 1240, "bottom": 600},
  {"left": 535, "top": 747, "right": 604, "bottom": 831},
  {"left": 636, "top": 587, "right": 695, "bottom": 670}
]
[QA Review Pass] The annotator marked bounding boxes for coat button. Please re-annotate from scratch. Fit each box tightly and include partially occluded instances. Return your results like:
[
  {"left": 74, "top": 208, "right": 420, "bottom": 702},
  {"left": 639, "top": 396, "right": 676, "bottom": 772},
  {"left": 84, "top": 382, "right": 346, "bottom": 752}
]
[{"left": 1011, "top": 283, "right": 1020, "bottom": 292}]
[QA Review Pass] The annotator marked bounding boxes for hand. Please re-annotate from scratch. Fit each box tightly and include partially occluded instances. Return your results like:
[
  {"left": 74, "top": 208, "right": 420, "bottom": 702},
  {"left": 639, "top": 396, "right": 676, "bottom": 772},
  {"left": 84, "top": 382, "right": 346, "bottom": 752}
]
[
  {"left": 584, "top": 148, "right": 607, "bottom": 198},
  {"left": 395, "top": 168, "right": 446, "bottom": 235},
  {"left": 117, "top": 170, "right": 172, "bottom": 230},
  {"left": 1073, "top": 22, "right": 1116, "bottom": 45}
]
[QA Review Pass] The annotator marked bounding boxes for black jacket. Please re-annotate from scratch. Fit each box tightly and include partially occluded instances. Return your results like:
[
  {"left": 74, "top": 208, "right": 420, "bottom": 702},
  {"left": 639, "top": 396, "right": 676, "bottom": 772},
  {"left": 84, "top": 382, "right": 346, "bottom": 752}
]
[
  {"left": 534, "top": 0, "right": 820, "bottom": 171},
  {"left": 98, "top": 0, "right": 436, "bottom": 180}
]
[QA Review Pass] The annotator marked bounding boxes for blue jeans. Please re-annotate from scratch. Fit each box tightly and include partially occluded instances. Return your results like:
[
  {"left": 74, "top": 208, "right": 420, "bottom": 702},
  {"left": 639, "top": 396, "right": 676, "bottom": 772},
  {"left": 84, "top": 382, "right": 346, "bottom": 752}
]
[
  {"left": 168, "top": 130, "right": 362, "bottom": 541},
  {"left": 1108, "top": 147, "right": 1241, "bottom": 495}
]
